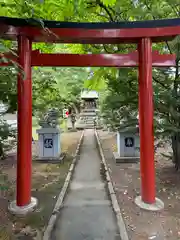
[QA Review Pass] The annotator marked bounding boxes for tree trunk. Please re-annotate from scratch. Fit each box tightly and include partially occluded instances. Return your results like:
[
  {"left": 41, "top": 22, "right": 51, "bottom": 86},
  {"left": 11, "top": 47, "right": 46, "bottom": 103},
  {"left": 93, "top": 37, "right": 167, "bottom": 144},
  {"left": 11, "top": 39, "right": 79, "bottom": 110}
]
[
  {"left": 0, "top": 141, "right": 5, "bottom": 160},
  {"left": 172, "top": 133, "right": 180, "bottom": 170},
  {"left": 72, "top": 121, "right": 75, "bottom": 129},
  {"left": 72, "top": 103, "right": 80, "bottom": 114}
]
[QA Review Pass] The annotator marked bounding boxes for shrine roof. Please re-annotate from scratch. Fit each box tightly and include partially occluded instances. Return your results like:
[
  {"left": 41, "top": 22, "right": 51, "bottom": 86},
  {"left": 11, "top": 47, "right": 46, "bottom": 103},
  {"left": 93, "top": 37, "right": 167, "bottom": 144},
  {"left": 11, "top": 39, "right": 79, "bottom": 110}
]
[
  {"left": 81, "top": 90, "right": 99, "bottom": 99},
  {"left": 0, "top": 16, "right": 180, "bottom": 43}
]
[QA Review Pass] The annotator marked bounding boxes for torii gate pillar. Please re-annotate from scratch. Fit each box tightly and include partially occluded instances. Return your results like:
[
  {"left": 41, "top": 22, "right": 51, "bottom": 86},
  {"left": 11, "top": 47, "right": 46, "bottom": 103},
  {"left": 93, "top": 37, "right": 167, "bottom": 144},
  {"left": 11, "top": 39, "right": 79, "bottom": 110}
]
[
  {"left": 8, "top": 35, "right": 37, "bottom": 215},
  {"left": 135, "top": 38, "right": 164, "bottom": 210}
]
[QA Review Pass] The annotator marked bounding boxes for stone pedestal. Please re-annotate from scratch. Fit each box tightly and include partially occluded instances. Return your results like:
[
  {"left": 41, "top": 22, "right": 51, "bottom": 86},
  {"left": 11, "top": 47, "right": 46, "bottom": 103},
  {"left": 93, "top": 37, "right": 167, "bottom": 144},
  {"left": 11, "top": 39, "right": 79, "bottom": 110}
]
[
  {"left": 36, "top": 128, "right": 61, "bottom": 160},
  {"left": 113, "top": 128, "right": 140, "bottom": 163},
  {"left": 8, "top": 197, "right": 38, "bottom": 215}
]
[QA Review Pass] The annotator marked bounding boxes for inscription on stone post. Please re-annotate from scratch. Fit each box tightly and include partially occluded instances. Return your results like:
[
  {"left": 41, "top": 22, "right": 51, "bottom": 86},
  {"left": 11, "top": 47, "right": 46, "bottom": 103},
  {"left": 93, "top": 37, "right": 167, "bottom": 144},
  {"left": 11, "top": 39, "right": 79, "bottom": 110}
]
[
  {"left": 44, "top": 138, "right": 53, "bottom": 148},
  {"left": 124, "top": 137, "right": 134, "bottom": 147}
]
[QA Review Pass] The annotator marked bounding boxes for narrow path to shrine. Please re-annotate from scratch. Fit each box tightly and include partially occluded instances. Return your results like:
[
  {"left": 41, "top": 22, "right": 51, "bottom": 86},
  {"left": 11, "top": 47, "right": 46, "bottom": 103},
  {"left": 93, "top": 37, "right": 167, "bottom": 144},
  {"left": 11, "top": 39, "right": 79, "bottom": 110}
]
[{"left": 51, "top": 129, "right": 120, "bottom": 240}]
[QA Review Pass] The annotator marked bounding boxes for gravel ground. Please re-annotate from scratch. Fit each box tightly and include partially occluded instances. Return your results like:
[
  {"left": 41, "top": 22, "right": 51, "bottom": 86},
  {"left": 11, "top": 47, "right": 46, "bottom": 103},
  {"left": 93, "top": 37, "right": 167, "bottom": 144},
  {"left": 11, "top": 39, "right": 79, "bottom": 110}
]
[
  {"left": 98, "top": 130, "right": 180, "bottom": 240},
  {"left": 0, "top": 130, "right": 82, "bottom": 239}
]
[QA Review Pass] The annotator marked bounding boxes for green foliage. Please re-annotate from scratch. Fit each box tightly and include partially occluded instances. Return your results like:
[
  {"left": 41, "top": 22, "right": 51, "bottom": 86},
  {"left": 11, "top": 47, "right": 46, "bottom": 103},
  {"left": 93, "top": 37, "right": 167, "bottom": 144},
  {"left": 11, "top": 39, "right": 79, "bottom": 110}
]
[
  {"left": 32, "top": 68, "right": 62, "bottom": 118},
  {"left": 100, "top": 68, "right": 138, "bottom": 130},
  {"left": 0, "top": 66, "right": 17, "bottom": 158},
  {"left": 0, "top": 67, "right": 17, "bottom": 112},
  {"left": 0, "top": 118, "right": 16, "bottom": 159},
  {"left": 84, "top": 68, "right": 108, "bottom": 90},
  {"left": 54, "top": 67, "right": 89, "bottom": 112},
  {"left": 32, "top": 67, "right": 87, "bottom": 119}
]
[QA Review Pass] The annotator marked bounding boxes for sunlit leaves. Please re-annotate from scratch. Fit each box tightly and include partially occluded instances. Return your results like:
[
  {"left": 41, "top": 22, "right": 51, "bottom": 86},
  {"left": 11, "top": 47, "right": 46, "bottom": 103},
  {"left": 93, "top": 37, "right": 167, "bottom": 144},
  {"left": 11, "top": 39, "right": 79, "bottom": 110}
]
[{"left": 101, "top": 0, "right": 117, "bottom": 7}]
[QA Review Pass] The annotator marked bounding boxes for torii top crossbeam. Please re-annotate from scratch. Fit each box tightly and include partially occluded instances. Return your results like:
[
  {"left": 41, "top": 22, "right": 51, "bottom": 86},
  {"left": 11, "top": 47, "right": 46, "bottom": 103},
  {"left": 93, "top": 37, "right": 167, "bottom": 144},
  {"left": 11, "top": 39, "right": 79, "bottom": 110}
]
[{"left": 0, "top": 16, "right": 180, "bottom": 43}]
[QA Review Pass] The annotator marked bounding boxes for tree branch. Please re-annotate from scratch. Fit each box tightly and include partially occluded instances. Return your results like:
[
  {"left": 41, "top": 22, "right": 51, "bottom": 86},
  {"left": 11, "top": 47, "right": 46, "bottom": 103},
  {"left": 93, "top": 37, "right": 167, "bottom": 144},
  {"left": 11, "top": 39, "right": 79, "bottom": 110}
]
[
  {"left": 94, "top": 12, "right": 110, "bottom": 20},
  {"left": 153, "top": 76, "right": 169, "bottom": 90},
  {"left": 103, "top": 44, "right": 114, "bottom": 53},
  {"left": 168, "top": 3, "right": 179, "bottom": 17},
  {"left": 96, "top": 0, "right": 114, "bottom": 22}
]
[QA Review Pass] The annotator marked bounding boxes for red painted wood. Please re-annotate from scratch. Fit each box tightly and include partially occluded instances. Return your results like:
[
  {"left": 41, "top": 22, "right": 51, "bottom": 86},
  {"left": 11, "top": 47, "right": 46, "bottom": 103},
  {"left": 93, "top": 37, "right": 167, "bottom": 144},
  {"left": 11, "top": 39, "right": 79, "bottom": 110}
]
[
  {"left": 17, "top": 35, "right": 32, "bottom": 206},
  {"left": 32, "top": 51, "right": 175, "bottom": 67},
  {"left": 0, "top": 24, "right": 180, "bottom": 43},
  {"left": 1, "top": 16, "right": 177, "bottom": 209},
  {"left": 138, "top": 38, "right": 155, "bottom": 204},
  {"left": 0, "top": 51, "right": 176, "bottom": 67}
]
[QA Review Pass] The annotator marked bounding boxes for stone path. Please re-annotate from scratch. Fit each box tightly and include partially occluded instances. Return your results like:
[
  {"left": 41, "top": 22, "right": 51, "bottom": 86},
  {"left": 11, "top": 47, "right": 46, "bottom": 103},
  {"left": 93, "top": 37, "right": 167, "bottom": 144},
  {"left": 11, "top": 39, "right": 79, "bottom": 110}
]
[{"left": 52, "top": 129, "right": 120, "bottom": 240}]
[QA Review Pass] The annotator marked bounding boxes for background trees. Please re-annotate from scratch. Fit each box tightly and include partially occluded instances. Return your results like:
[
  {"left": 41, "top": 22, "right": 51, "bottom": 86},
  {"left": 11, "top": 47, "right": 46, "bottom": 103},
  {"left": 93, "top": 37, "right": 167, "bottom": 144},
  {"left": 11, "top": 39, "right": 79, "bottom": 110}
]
[
  {"left": 0, "top": 0, "right": 180, "bottom": 168},
  {"left": 82, "top": 0, "right": 180, "bottom": 169},
  {"left": 32, "top": 67, "right": 88, "bottom": 118}
]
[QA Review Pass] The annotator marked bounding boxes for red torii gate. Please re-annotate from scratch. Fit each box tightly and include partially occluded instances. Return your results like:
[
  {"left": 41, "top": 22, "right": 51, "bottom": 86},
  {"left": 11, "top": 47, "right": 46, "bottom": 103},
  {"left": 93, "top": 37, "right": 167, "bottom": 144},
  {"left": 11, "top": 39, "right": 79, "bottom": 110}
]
[
  {"left": 0, "top": 49, "right": 175, "bottom": 67},
  {"left": 0, "top": 16, "right": 180, "bottom": 214}
]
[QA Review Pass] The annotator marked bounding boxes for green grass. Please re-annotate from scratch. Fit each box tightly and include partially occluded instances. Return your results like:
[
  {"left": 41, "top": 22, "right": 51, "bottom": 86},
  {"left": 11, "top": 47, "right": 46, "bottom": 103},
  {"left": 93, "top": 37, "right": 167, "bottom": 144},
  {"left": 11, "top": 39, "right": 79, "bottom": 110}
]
[
  {"left": 32, "top": 117, "right": 38, "bottom": 127},
  {"left": 32, "top": 126, "right": 39, "bottom": 140},
  {"left": 60, "top": 119, "right": 68, "bottom": 131},
  {"left": 9, "top": 159, "right": 73, "bottom": 239},
  {"left": 32, "top": 117, "right": 39, "bottom": 140}
]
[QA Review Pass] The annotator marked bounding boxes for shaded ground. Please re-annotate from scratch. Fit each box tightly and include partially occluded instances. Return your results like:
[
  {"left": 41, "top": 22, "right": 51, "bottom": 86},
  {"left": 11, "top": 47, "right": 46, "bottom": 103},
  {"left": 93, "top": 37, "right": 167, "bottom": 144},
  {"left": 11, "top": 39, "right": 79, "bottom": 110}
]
[
  {"left": 52, "top": 129, "right": 120, "bottom": 240},
  {"left": 98, "top": 130, "right": 180, "bottom": 240},
  {"left": 0, "top": 131, "right": 82, "bottom": 239}
]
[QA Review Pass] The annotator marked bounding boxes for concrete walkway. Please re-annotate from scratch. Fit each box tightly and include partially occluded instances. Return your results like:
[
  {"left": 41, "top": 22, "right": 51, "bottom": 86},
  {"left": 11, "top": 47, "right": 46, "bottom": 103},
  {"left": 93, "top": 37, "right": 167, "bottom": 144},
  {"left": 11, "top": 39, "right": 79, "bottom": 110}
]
[{"left": 52, "top": 129, "right": 120, "bottom": 240}]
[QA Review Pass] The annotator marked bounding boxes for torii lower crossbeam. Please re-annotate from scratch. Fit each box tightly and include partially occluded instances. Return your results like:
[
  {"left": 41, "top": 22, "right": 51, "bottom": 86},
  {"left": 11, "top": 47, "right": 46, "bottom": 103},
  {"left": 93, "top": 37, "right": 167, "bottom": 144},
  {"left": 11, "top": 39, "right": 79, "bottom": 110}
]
[{"left": 0, "top": 50, "right": 175, "bottom": 67}]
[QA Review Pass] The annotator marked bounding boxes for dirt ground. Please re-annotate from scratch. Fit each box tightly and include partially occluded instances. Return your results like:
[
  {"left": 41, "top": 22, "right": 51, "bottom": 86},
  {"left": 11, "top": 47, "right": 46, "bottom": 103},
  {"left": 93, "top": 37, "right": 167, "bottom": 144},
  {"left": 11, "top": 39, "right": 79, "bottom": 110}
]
[
  {"left": 0, "top": 130, "right": 82, "bottom": 240},
  {"left": 98, "top": 130, "right": 180, "bottom": 240}
]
